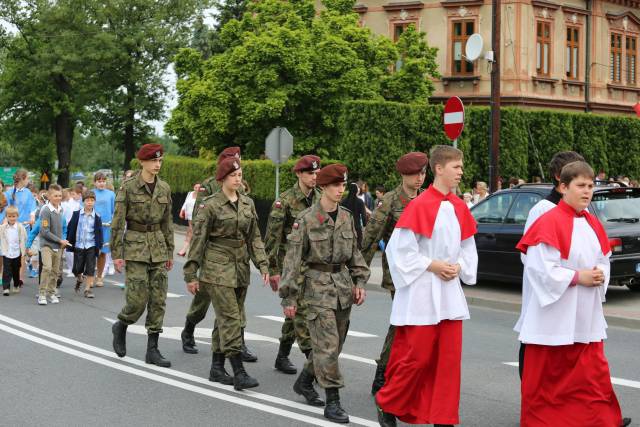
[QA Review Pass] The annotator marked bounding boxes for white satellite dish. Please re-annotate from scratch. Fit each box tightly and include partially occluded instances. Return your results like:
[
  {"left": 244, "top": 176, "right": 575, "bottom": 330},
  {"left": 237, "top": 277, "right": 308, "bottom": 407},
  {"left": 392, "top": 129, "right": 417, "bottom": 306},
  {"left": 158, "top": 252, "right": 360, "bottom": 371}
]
[{"left": 465, "top": 33, "right": 484, "bottom": 61}]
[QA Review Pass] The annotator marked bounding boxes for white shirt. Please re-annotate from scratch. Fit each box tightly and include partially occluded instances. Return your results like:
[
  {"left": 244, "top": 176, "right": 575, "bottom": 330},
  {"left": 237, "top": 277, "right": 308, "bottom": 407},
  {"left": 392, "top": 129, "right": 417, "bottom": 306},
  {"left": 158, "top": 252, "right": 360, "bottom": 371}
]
[
  {"left": 385, "top": 201, "right": 478, "bottom": 326},
  {"left": 5, "top": 223, "right": 20, "bottom": 258},
  {"left": 518, "top": 217, "right": 610, "bottom": 345},
  {"left": 62, "top": 199, "right": 80, "bottom": 224},
  {"left": 181, "top": 192, "right": 197, "bottom": 221},
  {"left": 514, "top": 198, "right": 556, "bottom": 333}
]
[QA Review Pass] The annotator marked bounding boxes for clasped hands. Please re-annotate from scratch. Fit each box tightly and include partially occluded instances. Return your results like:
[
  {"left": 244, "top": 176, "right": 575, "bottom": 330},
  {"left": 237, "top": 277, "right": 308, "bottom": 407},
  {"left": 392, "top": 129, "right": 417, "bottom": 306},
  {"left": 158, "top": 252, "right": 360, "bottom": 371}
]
[{"left": 428, "top": 260, "right": 461, "bottom": 281}]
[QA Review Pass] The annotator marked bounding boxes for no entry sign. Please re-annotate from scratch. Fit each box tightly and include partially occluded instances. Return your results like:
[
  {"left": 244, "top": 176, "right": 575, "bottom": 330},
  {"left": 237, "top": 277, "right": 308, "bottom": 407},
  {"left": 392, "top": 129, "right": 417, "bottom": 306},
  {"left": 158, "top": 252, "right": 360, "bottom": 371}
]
[{"left": 443, "top": 96, "right": 465, "bottom": 141}]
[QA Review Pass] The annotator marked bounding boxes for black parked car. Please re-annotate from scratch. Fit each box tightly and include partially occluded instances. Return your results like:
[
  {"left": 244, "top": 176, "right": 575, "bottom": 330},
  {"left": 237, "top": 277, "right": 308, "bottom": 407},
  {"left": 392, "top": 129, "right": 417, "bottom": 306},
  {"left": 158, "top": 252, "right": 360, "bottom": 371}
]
[{"left": 470, "top": 183, "right": 640, "bottom": 291}]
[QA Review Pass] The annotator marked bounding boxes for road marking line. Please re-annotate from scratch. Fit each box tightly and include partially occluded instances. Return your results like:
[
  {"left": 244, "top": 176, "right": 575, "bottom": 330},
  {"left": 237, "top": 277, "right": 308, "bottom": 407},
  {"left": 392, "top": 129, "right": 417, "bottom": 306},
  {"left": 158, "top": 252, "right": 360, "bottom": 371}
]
[
  {"left": 257, "top": 315, "right": 378, "bottom": 338},
  {"left": 503, "top": 362, "right": 640, "bottom": 390},
  {"left": 0, "top": 322, "right": 339, "bottom": 426},
  {"left": 103, "top": 317, "right": 377, "bottom": 366},
  {"left": 0, "top": 314, "right": 378, "bottom": 426}
]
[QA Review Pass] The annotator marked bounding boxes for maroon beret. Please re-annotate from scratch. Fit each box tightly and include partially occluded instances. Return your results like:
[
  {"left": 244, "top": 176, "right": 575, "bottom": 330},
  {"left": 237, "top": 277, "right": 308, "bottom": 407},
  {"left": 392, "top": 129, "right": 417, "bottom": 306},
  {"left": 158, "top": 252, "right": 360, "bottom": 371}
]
[
  {"left": 136, "top": 144, "right": 164, "bottom": 161},
  {"left": 396, "top": 152, "right": 428, "bottom": 175},
  {"left": 217, "top": 146, "right": 241, "bottom": 164},
  {"left": 316, "top": 164, "right": 348, "bottom": 186},
  {"left": 293, "top": 155, "right": 321, "bottom": 172},
  {"left": 216, "top": 157, "right": 242, "bottom": 181}
]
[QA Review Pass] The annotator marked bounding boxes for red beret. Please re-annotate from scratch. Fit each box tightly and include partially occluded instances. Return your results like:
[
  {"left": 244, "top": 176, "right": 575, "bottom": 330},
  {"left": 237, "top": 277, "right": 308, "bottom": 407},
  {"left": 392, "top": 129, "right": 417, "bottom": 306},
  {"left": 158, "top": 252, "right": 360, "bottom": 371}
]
[
  {"left": 293, "top": 155, "right": 321, "bottom": 172},
  {"left": 216, "top": 157, "right": 242, "bottom": 181},
  {"left": 316, "top": 164, "right": 348, "bottom": 186},
  {"left": 217, "top": 146, "right": 241, "bottom": 164},
  {"left": 136, "top": 144, "right": 164, "bottom": 161},
  {"left": 396, "top": 152, "right": 428, "bottom": 175}
]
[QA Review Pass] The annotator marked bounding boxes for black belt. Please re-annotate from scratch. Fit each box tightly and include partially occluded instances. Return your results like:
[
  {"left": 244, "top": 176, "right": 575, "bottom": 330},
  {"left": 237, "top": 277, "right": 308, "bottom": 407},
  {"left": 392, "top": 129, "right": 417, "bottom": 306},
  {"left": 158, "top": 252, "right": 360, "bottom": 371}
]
[
  {"left": 208, "top": 237, "right": 246, "bottom": 248},
  {"left": 308, "top": 263, "right": 345, "bottom": 273},
  {"left": 127, "top": 221, "right": 161, "bottom": 232}
]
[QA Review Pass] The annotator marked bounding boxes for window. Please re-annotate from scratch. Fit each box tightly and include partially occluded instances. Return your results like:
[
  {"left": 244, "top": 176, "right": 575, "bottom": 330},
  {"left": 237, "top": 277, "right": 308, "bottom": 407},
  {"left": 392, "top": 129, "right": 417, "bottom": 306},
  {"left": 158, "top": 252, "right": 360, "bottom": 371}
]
[
  {"left": 452, "top": 21, "right": 475, "bottom": 75},
  {"left": 627, "top": 36, "right": 637, "bottom": 85},
  {"left": 393, "top": 23, "right": 412, "bottom": 42},
  {"left": 611, "top": 33, "right": 623, "bottom": 83},
  {"left": 505, "top": 193, "right": 542, "bottom": 225},
  {"left": 536, "top": 22, "right": 551, "bottom": 76},
  {"left": 471, "top": 193, "right": 516, "bottom": 224},
  {"left": 566, "top": 27, "right": 579, "bottom": 79}
]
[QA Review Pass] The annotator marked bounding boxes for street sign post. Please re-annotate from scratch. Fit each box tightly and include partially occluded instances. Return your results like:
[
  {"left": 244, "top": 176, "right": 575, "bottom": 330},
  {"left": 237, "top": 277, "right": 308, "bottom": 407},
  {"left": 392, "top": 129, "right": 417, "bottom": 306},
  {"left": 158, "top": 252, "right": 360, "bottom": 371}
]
[
  {"left": 265, "top": 127, "right": 294, "bottom": 199},
  {"left": 443, "top": 96, "right": 465, "bottom": 148}
]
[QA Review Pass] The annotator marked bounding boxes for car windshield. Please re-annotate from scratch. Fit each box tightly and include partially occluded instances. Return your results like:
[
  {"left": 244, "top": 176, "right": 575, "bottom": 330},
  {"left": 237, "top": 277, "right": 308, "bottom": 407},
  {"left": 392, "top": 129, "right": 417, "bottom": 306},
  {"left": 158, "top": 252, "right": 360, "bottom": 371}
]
[{"left": 591, "top": 189, "right": 640, "bottom": 223}]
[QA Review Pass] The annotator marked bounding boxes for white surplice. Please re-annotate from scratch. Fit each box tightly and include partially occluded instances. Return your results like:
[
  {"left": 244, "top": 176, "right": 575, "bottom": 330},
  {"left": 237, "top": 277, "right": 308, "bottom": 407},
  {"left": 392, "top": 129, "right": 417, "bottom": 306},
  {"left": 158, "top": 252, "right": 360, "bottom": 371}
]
[
  {"left": 518, "top": 217, "right": 610, "bottom": 345},
  {"left": 385, "top": 200, "right": 478, "bottom": 326}
]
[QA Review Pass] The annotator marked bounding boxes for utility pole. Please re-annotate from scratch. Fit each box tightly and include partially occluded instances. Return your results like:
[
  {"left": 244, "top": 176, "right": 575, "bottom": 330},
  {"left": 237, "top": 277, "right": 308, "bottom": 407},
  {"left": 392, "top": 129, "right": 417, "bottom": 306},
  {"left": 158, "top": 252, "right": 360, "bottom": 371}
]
[{"left": 489, "top": 0, "right": 501, "bottom": 192}]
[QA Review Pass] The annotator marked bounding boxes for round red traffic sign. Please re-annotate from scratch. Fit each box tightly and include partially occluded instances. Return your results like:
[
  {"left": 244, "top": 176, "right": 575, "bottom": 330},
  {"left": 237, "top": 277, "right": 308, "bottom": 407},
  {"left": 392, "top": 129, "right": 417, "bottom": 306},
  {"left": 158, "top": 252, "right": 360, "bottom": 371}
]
[{"left": 443, "top": 96, "right": 465, "bottom": 140}]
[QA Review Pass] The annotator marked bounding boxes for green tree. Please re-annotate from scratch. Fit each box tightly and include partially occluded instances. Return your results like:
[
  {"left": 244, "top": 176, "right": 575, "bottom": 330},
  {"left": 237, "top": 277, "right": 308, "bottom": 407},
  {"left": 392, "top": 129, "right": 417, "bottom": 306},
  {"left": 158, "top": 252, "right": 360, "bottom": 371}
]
[{"left": 166, "top": 0, "right": 439, "bottom": 158}]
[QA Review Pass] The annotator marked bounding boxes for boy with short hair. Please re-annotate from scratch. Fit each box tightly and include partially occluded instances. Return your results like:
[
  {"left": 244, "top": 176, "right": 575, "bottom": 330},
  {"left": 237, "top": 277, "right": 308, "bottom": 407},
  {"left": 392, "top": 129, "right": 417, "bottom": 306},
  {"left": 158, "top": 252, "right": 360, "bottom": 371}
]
[
  {"left": 376, "top": 145, "right": 478, "bottom": 427},
  {"left": 38, "top": 184, "right": 70, "bottom": 305},
  {"left": 1, "top": 206, "right": 27, "bottom": 295},
  {"left": 516, "top": 161, "right": 630, "bottom": 427},
  {"left": 67, "top": 191, "right": 103, "bottom": 298}
]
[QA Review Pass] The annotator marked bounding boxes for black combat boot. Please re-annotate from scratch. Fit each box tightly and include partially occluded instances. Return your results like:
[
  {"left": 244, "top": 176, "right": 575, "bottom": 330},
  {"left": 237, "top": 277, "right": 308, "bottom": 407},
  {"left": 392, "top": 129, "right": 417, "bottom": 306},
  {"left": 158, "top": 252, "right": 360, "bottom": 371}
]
[
  {"left": 241, "top": 328, "right": 258, "bottom": 362},
  {"left": 111, "top": 321, "right": 127, "bottom": 357},
  {"left": 181, "top": 319, "right": 198, "bottom": 354},
  {"left": 274, "top": 341, "right": 297, "bottom": 374},
  {"left": 324, "top": 388, "right": 349, "bottom": 423},
  {"left": 621, "top": 418, "right": 632, "bottom": 427},
  {"left": 229, "top": 353, "right": 259, "bottom": 390},
  {"left": 145, "top": 333, "right": 171, "bottom": 368},
  {"left": 209, "top": 352, "right": 234, "bottom": 385},
  {"left": 371, "top": 363, "right": 386, "bottom": 395},
  {"left": 375, "top": 399, "right": 397, "bottom": 427},
  {"left": 293, "top": 369, "right": 324, "bottom": 406}
]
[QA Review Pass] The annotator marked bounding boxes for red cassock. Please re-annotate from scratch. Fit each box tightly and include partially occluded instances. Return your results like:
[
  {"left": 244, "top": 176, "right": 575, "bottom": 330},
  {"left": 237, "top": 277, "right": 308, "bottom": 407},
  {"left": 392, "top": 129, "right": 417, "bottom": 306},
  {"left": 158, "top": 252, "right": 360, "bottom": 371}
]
[
  {"left": 376, "top": 186, "right": 477, "bottom": 425},
  {"left": 517, "top": 200, "right": 622, "bottom": 427}
]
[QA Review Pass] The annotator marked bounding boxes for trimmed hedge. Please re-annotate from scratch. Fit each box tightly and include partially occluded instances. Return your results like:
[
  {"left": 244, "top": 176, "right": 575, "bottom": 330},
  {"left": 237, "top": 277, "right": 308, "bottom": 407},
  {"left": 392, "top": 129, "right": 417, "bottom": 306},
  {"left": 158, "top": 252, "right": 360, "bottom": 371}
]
[{"left": 337, "top": 100, "right": 640, "bottom": 189}]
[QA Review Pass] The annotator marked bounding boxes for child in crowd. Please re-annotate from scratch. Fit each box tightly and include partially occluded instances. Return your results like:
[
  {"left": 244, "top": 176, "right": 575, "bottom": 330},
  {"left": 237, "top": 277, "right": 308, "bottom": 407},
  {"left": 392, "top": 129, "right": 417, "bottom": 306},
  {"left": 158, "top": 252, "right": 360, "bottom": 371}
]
[
  {"left": 92, "top": 173, "right": 115, "bottom": 286},
  {"left": 38, "top": 184, "right": 69, "bottom": 305},
  {"left": 1, "top": 206, "right": 27, "bottom": 295},
  {"left": 62, "top": 185, "right": 82, "bottom": 277},
  {"left": 67, "top": 191, "right": 103, "bottom": 298},
  {"left": 0, "top": 192, "right": 7, "bottom": 279}
]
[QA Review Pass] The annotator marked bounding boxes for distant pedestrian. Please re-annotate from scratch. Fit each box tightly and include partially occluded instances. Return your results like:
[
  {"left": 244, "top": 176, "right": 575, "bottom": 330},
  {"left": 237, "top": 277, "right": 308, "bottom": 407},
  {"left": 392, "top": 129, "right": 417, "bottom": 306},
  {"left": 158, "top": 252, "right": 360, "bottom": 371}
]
[
  {"left": 341, "top": 182, "right": 368, "bottom": 249},
  {"left": 177, "top": 183, "right": 200, "bottom": 257},
  {"left": 92, "top": 172, "right": 116, "bottom": 287},
  {"left": 1, "top": 206, "right": 27, "bottom": 295},
  {"left": 472, "top": 181, "right": 489, "bottom": 204},
  {"left": 463, "top": 192, "right": 474, "bottom": 208},
  {"left": 66, "top": 191, "right": 103, "bottom": 298},
  {"left": 374, "top": 185, "right": 386, "bottom": 202},
  {"left": 357, "top": 180, "right": 374, "bottom": 214},
  {"left": 4, "top": 169, "right": 37, "bottom": 282},
  {"left": 38, "top": 184, "right": 70, "bottom": 305}
]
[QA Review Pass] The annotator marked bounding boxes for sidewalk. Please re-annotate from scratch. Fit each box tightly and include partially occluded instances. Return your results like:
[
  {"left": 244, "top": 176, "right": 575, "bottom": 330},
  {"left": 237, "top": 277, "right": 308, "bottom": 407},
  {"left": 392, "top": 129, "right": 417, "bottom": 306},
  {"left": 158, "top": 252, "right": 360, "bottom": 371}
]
[{"left": 173, "top": 225, "right": 640, "bottom": 329}]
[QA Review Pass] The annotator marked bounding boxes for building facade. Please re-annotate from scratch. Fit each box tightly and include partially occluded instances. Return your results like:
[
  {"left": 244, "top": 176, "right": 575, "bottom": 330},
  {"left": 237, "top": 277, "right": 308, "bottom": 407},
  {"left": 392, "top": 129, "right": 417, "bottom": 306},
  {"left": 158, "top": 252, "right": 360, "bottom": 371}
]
[{"left": 349, "top": 0, "right": 640, "bottom": 114}]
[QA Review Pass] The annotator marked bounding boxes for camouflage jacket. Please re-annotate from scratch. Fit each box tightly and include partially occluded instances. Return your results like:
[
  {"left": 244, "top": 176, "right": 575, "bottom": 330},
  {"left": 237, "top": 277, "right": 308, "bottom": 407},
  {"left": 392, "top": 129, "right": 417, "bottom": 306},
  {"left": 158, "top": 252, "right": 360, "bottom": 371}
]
[
  {"left": 110, "top": 173, "right": 174, "bottom": 263},
  {"left": 360, "top": 184, "right": 420, "bottom": 291},
  {"left": 264, "top": 183, "right": 321, "bottom": 277},
  {"left": 184, "top": 191, "right": 269, "bottom": 288},
  {"left": 280, "top": 202, "right": 370, "bottom": 310}
]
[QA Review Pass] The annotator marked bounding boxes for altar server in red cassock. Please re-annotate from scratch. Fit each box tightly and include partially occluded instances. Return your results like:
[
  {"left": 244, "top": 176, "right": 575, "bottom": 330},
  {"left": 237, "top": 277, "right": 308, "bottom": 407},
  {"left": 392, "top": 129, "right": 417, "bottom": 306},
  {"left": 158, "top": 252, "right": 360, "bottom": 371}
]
[
  {"left": 516, "top": 161, "right": 630, "bottom": 427},
  {"left": 375, "top": 145, "right": 478, "bottom": 427}
]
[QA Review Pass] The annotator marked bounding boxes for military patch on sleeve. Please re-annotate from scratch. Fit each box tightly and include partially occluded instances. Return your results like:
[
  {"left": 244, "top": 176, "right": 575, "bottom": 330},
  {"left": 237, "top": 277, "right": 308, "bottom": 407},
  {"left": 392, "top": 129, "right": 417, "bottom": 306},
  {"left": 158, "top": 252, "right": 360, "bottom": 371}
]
[
  {"left": 293, "top": 222, "right": 299, "bottom": 230},
  {"left": 199, "top": 187, "right": 205, "bottom": 192},
  {"left": 377, "top": 200, "right": 383, "bottom": 208},
  {"left": 42, "top": 219, "right": 48, "bottom": 228},
  {"left": 199, "top": 204, "right": 205, "bottom": 209},
  {"left": 275, "top": 201, "right": 282, "bottom": 209}
]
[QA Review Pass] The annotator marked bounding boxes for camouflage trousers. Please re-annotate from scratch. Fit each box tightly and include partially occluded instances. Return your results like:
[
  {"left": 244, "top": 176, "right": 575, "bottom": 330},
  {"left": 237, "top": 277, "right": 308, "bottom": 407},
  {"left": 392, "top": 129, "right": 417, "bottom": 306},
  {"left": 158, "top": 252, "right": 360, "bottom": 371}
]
[
  {"left": 200, "top": 281, "right": 248, "bottom": 357},
  {"left": 279, "top": 297, "right": 312, "bottom": 352},
  {"left": 117, "top": 260, "right": 168, "bottom": 334},
  {"left": 185, "top": 287, "right": 247, "bottom": 329},
  {"left": 376, "top": 290, "right": 396, "bottom": 367},
  {"left": 304, "top": 305, "right": 351, "bottom": 389}
]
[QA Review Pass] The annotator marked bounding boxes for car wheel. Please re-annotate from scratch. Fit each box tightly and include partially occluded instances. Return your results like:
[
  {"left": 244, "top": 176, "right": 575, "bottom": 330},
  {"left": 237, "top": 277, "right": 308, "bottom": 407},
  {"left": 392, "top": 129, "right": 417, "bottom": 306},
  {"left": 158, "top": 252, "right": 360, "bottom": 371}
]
[{"left": 627, "top": 282, "right": 640, "bottom": 292}]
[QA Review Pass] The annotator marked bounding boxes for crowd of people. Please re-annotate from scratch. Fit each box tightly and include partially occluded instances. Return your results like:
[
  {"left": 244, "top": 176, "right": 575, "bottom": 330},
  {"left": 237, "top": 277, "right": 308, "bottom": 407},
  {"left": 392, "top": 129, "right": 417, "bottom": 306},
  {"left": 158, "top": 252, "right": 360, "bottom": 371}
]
[
  {"left": 0, "top": 170, "right": 116, "bottom": 300},
  {"left": 0, "top": 145, "right": 633, "bottom": 427}
]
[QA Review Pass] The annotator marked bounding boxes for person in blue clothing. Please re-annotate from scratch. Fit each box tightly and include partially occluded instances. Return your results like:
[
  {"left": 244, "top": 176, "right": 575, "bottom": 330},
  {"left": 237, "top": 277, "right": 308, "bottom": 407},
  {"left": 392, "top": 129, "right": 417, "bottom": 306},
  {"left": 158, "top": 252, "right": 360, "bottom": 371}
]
[
  {"left": 92, "top": 172, "right": 115, "bottom": 287},
  {"left": 4, "top": 169, "right": 37, "bottom": 282}
]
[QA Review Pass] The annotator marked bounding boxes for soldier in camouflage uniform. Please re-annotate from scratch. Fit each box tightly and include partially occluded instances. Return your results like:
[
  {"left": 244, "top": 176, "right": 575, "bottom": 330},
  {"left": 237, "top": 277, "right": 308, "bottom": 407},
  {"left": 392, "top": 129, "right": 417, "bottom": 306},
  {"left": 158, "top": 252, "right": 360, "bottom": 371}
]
[
  {"left": 111, "top": 143, "right": 175, "bottom": 368},
  {"left": 184, "top": 157, "right": 270, "bottom": 391},
  {"left": 281, "top": 164, "right": 370, "bottom": 423},
  {"left": 360, "top": 152, "right": 428, "bottom": 394},
  {"left": 264, "top": 155, "right": 321, "bottom": 376},
  {"left": 181, "top": 147, "right": 258, "bottom": 363}
]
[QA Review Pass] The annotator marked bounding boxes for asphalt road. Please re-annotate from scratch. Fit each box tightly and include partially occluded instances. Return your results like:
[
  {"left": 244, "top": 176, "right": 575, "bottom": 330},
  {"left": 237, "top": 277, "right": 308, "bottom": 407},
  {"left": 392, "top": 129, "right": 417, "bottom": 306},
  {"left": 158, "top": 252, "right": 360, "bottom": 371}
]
[{"left": 0, "top": 254, "right": 638, "bottom": 427}]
